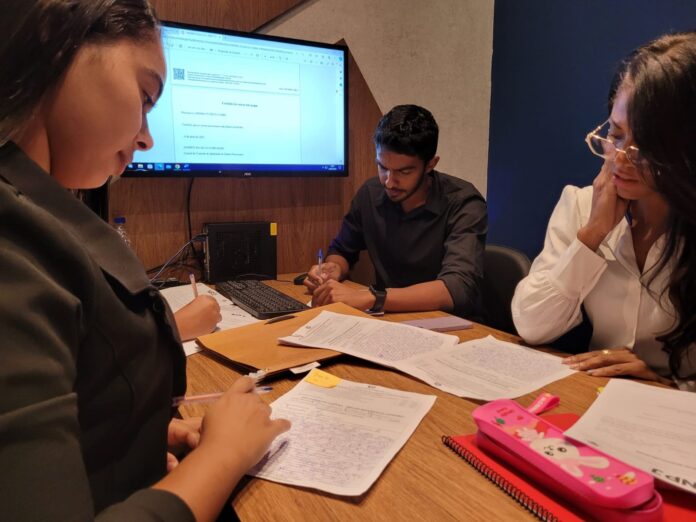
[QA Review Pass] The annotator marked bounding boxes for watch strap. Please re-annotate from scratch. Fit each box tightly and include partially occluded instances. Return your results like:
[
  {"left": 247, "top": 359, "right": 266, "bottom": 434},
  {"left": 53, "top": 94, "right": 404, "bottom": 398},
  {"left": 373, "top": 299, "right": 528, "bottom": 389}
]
[{"left": 367, "top": 285, "right": 387, "bottom": 313}]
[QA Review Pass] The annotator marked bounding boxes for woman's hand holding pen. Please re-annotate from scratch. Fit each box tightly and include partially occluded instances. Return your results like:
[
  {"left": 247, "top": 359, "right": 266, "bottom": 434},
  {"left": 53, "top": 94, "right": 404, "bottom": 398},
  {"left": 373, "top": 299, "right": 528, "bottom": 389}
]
[
  {"left": 154, "top": 377, "right": 290, "bottom": 521},
  {"left": 304, "top": 261, "right": 342, "bottom": 291},
  {"left": 198, "top": 376, "right": 291, "bottom": 473},
  {"left": 577, "top": 160, "right": 630, "bottom": 251},
  {"left": 173, "top": 295, "right": 222, "bottom": 341}
]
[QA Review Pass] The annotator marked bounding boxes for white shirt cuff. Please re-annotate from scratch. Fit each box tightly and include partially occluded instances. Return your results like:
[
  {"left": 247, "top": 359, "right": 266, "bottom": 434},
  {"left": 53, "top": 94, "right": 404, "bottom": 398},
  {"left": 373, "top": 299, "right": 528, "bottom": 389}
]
[{"left": 548, "top": 238, "right": 607, "bottom": 299}]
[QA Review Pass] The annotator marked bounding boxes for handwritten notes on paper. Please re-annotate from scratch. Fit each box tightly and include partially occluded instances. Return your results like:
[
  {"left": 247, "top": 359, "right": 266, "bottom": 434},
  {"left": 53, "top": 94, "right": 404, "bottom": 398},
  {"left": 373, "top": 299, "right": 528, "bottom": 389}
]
[
  {"left": 248, "top": 372, "right": 435, "bottom": 496},
  {"left": 280, "top": 311, "right": 574, "bottom": 400}
]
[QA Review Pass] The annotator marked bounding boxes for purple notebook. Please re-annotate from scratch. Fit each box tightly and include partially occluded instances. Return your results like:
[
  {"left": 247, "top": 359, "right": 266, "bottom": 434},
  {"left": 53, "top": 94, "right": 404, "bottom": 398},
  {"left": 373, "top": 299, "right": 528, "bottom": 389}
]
[{"left": 402, "top": 316, "right": 473, "bottom": 332}]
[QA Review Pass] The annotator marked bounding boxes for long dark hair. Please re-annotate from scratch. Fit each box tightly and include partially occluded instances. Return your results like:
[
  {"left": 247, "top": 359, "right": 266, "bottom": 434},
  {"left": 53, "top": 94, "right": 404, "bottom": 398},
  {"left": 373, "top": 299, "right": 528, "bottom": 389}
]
[
  {"left": 621, "top": 32, "right": 696, "bottom": 377},
  {"left": 0, "top": 0, "right": 159, "bottom": 143}
]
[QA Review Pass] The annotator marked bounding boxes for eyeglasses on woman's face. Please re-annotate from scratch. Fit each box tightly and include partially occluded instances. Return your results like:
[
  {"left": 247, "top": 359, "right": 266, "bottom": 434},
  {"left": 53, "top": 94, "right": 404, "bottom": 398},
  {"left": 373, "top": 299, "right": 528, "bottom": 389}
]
[{"left": 585, "top": 120, "right": 647, "bottom": 167}]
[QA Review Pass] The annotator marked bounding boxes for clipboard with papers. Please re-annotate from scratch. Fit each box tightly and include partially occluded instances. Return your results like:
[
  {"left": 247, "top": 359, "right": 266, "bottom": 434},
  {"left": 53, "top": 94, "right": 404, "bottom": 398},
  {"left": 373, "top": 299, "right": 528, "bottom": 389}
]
[{"left": 195, "top": 302, "right": 371, "bottom": 376}]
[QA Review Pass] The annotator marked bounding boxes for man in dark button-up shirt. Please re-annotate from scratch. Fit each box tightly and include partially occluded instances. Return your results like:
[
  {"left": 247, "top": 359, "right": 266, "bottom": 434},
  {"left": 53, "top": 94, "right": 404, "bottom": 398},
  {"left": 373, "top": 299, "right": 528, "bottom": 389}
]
[{"left": 305, "top": 105, "right": 487, "bottom": 319}]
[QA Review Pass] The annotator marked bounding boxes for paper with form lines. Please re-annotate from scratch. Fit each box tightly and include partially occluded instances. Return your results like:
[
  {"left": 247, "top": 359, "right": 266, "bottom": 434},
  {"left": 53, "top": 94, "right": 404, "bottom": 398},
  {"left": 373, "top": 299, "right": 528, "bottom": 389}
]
[
  {"left": 159, "top": 283, "right": 258, "bottom": 356},
  {"left": 280, "top": 311, "right": 574, "bottom": 399},
  {"left": 248, "top": 370, "right": 435, "bottom": 496}
]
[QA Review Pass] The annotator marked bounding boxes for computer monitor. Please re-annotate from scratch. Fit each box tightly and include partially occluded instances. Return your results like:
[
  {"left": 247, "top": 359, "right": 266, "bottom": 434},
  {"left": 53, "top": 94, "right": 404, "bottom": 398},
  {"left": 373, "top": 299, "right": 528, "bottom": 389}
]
[{"left": 124, "top": 21, "right": 348, "bottom": 178}]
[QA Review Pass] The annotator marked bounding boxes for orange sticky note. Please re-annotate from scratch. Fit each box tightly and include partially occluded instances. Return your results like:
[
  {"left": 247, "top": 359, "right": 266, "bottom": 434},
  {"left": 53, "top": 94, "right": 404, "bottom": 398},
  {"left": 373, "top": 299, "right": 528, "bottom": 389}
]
[{"left": 305, "top": 369, "right": 341, "bottom": 388}]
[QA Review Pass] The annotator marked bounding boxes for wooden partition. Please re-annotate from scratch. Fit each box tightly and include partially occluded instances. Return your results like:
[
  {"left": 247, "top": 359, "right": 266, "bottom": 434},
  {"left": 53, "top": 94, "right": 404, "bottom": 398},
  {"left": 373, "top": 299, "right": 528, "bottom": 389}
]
[{"left": 109, "top": 0, "right": 382, "bottom": 282}]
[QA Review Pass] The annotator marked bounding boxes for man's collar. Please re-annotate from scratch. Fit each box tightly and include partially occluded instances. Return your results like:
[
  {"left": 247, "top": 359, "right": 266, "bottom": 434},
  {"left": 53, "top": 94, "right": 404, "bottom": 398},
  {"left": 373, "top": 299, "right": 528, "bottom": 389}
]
[
  {"left": 422, "top": 170, "right": 445, "bottom": 215},
  {"left": 0, "top": 142, "right": 152, "bottom": 294}
]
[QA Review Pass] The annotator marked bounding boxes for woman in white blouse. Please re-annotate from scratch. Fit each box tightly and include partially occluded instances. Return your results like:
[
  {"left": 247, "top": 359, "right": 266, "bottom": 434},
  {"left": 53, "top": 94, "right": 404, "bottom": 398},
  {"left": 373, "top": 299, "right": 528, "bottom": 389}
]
[{"left": 512, "top": 32, "right": 696, "bottom": 390}]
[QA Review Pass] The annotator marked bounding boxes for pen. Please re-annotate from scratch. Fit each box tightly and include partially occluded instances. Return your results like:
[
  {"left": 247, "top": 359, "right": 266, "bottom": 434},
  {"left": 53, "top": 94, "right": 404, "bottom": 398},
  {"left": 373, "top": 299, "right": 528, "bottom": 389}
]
[
  {"left": 189, "top": 272, "right": 198, "bottom": 298},
  {"left": 266, "top": 314, "right": 296, "bottom": 324},
  {"left": 172, "top": 386, "right": 274, "bottom": 407},
  {"left": 172, "top": 391, "right": 222, "bottom": 407},
  {"left": 317, "top": 248, "right": 323, "bottom": 281}
]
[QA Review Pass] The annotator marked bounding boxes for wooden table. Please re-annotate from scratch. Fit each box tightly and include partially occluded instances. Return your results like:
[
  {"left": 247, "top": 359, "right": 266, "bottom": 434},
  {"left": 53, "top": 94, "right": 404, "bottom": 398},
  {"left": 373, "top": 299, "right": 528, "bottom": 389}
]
[{"left": 180, "top": 276, "right": 610, "bottom": 521}]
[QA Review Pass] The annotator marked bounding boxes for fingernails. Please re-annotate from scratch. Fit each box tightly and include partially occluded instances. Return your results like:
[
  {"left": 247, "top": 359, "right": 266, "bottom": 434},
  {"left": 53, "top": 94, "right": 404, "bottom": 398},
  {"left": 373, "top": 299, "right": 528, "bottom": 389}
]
[{"left": 569, "top": 364, "right": 580, "bottom": 370}]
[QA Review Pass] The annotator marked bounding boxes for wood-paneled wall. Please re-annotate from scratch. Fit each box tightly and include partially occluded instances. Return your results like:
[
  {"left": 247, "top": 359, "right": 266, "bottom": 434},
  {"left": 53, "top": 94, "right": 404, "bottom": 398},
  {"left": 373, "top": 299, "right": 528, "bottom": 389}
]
[
  {"left": 109, "top": 0, "right": 381, "bottom": 282},
  {"left": 151, "top": 0, "right": 303, "bottom": 32}
]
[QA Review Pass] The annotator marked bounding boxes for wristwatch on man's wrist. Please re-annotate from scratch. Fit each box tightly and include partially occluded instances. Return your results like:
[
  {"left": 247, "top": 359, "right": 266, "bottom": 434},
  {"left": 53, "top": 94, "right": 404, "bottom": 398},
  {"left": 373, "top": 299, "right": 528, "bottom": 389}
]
[{"left": 367, "top": 285, "right": 387, "bottom": 314}]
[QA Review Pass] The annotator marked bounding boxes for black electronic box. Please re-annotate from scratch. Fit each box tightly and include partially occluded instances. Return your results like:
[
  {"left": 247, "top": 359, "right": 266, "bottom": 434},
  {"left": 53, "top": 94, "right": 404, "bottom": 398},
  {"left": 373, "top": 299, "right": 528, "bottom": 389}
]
[{"left": 204, "top": 222, "right": 277, "bottom": 283}]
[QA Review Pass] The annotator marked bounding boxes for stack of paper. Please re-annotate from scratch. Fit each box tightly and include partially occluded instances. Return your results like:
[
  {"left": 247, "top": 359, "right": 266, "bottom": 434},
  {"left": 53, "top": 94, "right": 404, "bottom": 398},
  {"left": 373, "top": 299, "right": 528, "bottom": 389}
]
[{"left": 280, "top": 311, "right": 575, "bottom": 400}]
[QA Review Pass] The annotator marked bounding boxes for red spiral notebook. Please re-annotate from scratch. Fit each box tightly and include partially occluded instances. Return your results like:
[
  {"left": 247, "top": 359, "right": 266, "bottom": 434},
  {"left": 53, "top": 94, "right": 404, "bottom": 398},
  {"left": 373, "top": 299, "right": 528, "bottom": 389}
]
[{"left": 442, "top": 414, "right": 696, "bottom": 521}]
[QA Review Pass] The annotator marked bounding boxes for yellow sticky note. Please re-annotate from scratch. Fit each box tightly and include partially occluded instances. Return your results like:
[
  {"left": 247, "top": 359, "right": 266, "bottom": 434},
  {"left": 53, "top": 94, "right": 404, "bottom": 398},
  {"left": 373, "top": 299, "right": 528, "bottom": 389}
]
[
  {"left": 305, "top": 369, "right": 341, "bottom": 388},
  {"left": 270, "top": 222, "right": 277, "bottom": 236}
]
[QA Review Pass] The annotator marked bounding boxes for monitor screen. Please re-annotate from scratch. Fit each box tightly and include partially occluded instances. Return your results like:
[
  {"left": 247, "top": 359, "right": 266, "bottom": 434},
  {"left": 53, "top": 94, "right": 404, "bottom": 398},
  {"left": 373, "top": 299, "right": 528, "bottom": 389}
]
[{"left": 124, "top": 21, "right": 348, "bottom": 178}]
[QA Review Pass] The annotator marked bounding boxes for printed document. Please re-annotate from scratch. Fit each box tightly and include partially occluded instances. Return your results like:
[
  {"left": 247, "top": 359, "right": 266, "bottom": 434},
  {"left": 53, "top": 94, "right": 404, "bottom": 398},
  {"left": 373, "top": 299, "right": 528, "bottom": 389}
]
[
  {"left": 248, "top": 370, "right": 435, "bottom": 496},
  {"left": 160, "top": 283, "right": 258, "bottom": 355},
  {"left": 565, "top": 379, "right": 696, "bottom": 496},
  {"left": 280, "top": 311, "right": 574, "bottom": 399},
  {"left": 279, "top": 311, "right": 459, "bottom": 367},
  {"left": 402, "top": 336, "right": 575, "bottom": 400}
]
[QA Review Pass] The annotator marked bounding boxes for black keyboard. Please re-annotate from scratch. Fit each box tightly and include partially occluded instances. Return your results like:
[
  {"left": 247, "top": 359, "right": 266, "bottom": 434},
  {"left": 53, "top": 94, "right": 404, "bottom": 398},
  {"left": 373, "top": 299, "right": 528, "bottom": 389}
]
[{"left": 215, "top": 279, "right": 309, "bottom": 319}]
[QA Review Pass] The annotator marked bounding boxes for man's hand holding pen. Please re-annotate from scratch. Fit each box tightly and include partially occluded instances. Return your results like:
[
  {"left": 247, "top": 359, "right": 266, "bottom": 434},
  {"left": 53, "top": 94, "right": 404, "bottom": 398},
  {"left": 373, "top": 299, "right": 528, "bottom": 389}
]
[{"left": 303, "top": 261, "right": 342, "bottom": 291}]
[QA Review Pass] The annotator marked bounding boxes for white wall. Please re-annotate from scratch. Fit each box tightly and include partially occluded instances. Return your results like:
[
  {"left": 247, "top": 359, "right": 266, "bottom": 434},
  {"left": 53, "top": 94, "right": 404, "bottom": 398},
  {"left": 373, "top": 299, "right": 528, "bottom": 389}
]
[{"left": 262, "top": 0, "right": 494, "bottom": 196}]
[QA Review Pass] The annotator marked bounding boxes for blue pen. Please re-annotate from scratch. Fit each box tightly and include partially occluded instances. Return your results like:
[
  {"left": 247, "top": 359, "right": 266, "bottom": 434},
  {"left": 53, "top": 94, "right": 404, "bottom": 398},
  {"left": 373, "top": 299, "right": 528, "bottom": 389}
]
[{"left": 317, "top": 248, "right": 324, "bottom": 280}]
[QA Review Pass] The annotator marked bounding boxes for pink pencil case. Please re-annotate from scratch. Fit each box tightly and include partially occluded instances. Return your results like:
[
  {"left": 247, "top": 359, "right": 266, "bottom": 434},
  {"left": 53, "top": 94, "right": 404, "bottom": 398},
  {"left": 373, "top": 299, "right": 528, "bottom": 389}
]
[{"left": 472, "top": 399, "right": 663, "bottom": 521}]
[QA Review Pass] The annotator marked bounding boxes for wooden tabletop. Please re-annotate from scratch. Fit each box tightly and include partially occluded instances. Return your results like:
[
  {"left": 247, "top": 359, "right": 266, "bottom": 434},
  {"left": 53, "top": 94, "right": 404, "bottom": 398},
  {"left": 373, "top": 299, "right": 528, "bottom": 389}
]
[{"left": 180, "top": 276, "right": 610, "bottom": 521}]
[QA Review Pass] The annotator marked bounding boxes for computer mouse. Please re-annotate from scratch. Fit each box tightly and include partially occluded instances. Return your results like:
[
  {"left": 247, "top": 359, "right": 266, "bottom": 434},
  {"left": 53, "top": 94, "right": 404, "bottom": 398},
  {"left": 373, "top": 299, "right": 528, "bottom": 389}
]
[{"left": 293, "top": 272, "right": 308, "bottom": 285}]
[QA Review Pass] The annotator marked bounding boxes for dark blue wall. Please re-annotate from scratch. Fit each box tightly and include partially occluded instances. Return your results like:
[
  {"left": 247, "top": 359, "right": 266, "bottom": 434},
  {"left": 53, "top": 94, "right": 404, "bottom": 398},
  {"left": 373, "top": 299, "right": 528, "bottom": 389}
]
[{"left": 487, "top": 1, "right": 696, "bottom": 259}]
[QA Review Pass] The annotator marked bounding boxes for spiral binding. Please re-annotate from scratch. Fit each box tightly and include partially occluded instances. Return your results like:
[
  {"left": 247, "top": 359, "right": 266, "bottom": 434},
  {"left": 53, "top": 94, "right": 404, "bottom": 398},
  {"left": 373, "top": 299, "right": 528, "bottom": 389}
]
[{"left": 441, "top": 435, "right": 559, "bottom": 522}]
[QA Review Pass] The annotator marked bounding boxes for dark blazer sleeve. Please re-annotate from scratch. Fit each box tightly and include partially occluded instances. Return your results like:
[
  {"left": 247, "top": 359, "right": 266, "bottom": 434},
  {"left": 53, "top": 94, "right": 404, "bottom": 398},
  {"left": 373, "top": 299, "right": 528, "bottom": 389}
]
[
  {"left": 437, "top": 194, "right": 487, "bottom": 318},
  {"left": 98, "top": 490, "right": 195, "bottom": 521},
  {"left": 0, "top": 189, "right": 193, "bottom": 521}
]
